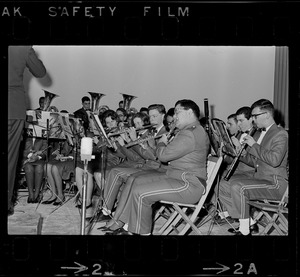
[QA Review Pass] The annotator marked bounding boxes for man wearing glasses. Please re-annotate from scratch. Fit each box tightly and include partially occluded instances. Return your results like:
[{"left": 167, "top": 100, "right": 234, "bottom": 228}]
[
  {"left": 103, "top": 99, "right": 210, "bottom": 235},
  {"left": 218, "top": 99, "right": 288, "bottom": 236}
]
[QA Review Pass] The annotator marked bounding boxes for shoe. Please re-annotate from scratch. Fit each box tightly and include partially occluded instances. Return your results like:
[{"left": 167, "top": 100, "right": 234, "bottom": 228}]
[
  {"left": 214, "top": 215, "right": 237, "bottom": 225},
  {"left": 53, "top": 198, "right": 65, "bottom": 206},
  {"left": 42, "top": 198, "right": 57, "bottom": 205},
  {"left": 27, "top": 197, "right": 34, "bottom": 203},
  {"left": 97, "top": 226, "right": 112, "bottom": 231},
  {"left": 228, "top": 223, "right": 259, "bottom": 234},
  {"left": 249, "top": 223, "right": 259, "bottom": 234},
  {"left": 33, "top": 195, "right": 42, "bottom": 203},
  {"left": 76, "top": 203, "right": 92, "bottom": 209},
  {"left": 234, "top": 231, "right": 251, "bottom": 236},
  {"left": 95, "top": 213, "right": 111, "bottom": 222},
  {"left": 105, "top": 228, "right": 132, "bottom": 235}
]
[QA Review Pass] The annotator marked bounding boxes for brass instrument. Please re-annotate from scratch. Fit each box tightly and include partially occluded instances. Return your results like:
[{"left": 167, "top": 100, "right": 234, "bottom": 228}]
[
  {"left": 120, "top": 93, "right": 137, "bottom": 112},
  {"left": 88, "top": 92, "right": 106, "bottom": 114},
  {"left": 223, "top": 127, "right": 257, "bottom": 181},
  {"left": 43, "top": 90, "right": 59, "bottom": 111},
  {"left": 23, "top": 145, "right": 51, "bottom": 166}
]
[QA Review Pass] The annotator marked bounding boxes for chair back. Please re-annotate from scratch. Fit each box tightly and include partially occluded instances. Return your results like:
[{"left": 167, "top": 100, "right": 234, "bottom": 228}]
[
  {"left": 196, "top": 155, "right": 223, "bottom": 209},
  {"left": 205, "top": 155, "right": 223, "bottom": 195}
]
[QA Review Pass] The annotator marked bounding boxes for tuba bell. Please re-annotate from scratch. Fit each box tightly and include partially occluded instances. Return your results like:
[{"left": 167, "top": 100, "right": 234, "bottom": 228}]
[
  {"left": 120, "top": 93, "right": 137, "bottom": 112},
  {"left": 43, "top": 90, "right": 59, "bottom": 111},
  {"left": 88, "top": 92, "right": 106, "bottom": 114}
]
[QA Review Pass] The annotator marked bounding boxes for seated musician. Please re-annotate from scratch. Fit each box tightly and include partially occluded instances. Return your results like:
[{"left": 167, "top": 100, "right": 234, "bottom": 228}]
[
  {"left": 22, "top": 135, "right": 48, "bottom": 203},
  {"left": 94, "top": 112, "right": 150, "bottom": 189},
  {"left": 226, "top": 113, "right": 239, "bottom": 137},
  {"left": 102, "top": 99, "right": 210, "bottom": 235},
  {"left": 116, "top": 108, "right": 128, "bottom": 127},
  {"left": 218, "top": 99, "right": 288, "bottom": 236},
  {"left": 216, "top": 107, "right": 260, "bottom": 224},
  {"left": 42, "top": 139, "right": 74, "bottom": 205},
  {"left": 164, "top": 107, "right": 175, "bottom": 131},
  {"left": 75, "top": 110, "right": 124, "bottom": 211},
  {"left": 221, "top": 106, "right": 260, "bottom": 177},
  {"left": 95, "top": 104, "right": 167, "bottom": 222}
]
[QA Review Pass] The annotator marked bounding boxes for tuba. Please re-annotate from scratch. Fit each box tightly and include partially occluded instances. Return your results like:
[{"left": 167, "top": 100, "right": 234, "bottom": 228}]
[
  {"left": 88, "top": 92, "right": 106, "bottom": 114},
  {"left": 120, "top": 93, "right": 137, "bottom": 112},
  {"left": 43, "top": 90, "right": 59, "bottom": 111}
]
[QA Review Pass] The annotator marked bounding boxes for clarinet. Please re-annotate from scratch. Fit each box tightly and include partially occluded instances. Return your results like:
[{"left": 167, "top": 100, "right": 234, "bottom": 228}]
[{"left": 223, "top": 127, "right": 257, "bottom": 181}]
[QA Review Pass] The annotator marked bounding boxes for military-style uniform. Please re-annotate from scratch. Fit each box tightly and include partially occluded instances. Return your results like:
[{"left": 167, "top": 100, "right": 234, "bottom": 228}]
[
  {"left": 118, "top": 121, "right": 210, "bottom": 234},
  {"left": 102, "top": 126, "right": 166, "bottom": 212}
]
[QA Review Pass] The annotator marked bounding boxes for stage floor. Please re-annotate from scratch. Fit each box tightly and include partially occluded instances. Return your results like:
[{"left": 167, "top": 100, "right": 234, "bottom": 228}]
[{"left": 7, "top": 188, "right": 283, "bottom": 236}]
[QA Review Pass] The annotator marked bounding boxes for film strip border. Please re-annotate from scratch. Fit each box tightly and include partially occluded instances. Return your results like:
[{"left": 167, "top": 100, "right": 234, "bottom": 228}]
[
  {"left": 0, "top": 1, "right": 299, "bottom": 45},
  {"left": 0, "top": 236, "right": 294, "bottom": 275},
  {"left": 1, "top": 1, "right": 299, "bottom": 276}
]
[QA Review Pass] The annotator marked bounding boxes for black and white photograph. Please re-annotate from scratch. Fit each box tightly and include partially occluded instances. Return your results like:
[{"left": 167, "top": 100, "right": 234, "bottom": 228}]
[
  {"left": 2, "top": 1, "right": 298, "bottom": 276},
  {"left": 8, "top": 45, "right": 289, "bottom": 238}
]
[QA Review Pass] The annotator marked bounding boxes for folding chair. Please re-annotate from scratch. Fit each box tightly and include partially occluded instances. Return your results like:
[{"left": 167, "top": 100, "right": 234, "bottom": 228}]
[
  {"left": 154, "top": 155, "right": 223, "bottom": 235},
  {"left": 248, "top": 185, "right": 288, "bottom": 235}
]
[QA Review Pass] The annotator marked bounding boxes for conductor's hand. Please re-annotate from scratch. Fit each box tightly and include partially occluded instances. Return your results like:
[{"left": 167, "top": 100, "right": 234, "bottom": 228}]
[{"left": 242, "top": 135, "right": 256, "bottom": 147}]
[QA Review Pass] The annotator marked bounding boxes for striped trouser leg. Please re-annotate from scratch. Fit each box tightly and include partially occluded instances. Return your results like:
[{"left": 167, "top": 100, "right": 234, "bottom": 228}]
[{"left": 230, "top": 178, "right": 280, "bottom": 219}]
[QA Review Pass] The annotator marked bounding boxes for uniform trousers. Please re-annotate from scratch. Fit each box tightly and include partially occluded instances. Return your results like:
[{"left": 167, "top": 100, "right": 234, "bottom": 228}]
[
  {"left": 118, "top": 172, "right": 205, "bottom": 234},
  {"left": 112, "top": 169, "right": 164, "bottom": 221},
  {"left": 218, "top": 175, "right": 286, "bottom": 219},
  {"left": 103, "top": 166, "right": 143, "bottom": 211},
  {"left": 8, "top": 119, "right": 25, "bottom": 210}
]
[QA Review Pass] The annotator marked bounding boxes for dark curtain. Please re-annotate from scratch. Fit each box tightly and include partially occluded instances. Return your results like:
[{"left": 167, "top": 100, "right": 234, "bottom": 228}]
[{"left": 273, "top": 46, "right": 289, "bottom": 130}]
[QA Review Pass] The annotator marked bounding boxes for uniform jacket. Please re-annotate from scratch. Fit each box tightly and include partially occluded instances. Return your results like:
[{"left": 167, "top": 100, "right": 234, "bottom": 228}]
[
  {"left": 9, "top": 46, "right": 46, "bottom": 119},
  {"left": 156, "top": 121, "right": 210, "bottom": 182},
  {"left": 241, "top": 124, "right": 288, "bottom": 187},
  {"left": 132, "top": 126, "right": 167, "bottom": 169}
]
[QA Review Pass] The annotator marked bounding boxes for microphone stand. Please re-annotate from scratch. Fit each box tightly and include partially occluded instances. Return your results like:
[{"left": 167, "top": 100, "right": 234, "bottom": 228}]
[{"left": 80, "top": 151, "right": 94, "bottom": 235}]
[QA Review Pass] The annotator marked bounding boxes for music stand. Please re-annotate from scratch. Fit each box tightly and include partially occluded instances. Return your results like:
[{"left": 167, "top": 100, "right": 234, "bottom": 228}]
[{"left": 203, "top": 118, "right": 238, "bottom": 233}]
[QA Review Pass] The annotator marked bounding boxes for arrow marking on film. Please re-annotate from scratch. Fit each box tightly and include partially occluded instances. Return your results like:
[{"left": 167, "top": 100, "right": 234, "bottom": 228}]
[
  {"left": 61, "top": 261, "right": 88, "bottom": 274},
  {"left": 203, "top": 262, "right": 230, "bottom": 274}
]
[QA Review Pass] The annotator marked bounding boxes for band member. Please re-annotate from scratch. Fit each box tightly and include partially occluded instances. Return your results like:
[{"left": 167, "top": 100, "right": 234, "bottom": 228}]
[
  {"left": 222, "top": 106, "right": 260, "bottom": 177},
  {"left": 36, "top": 97, "right": 45, "bottom": 110},
  {"left": 22, "top": 136, "right": 48, "bottom": 203},
  {"left": 116, "top": 108, "right": 128, "bottom": 127},
  {"left": 8, "top": 46, "right": 47, "bottom": 215},
  {"left": 103, "top": 99, "right": 210, "bottom": 235},
  {"left": 218, "top": 99, "right": 288, "bottom": 236},
  {"left": 75, "top": 110, "right": 124, "bottom": 211},
  {"left": 74, "top": 96, "right": 91, "bottom": 135},
  {"left": 95, "top": 104, "right": 167, "bottom": 222},
  {"left": 42, "top": 140, "right": 74, "bottom": 205},
  {"left": 226, "top": 113, "right": 239, "bottom": 137},
  {"left": 164, "top": 107, "right": 175, "bottom": 131}
]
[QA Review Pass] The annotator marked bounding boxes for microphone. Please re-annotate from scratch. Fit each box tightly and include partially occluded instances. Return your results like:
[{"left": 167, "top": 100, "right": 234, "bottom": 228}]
[{"left": 80, "top": 137, "right": 95, "bottom": 162}]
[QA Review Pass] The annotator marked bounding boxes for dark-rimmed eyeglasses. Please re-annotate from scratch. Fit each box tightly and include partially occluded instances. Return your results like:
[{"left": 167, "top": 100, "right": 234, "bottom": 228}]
[{"left": 251, "top": 112, "right": 267, "bottom": 119}]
